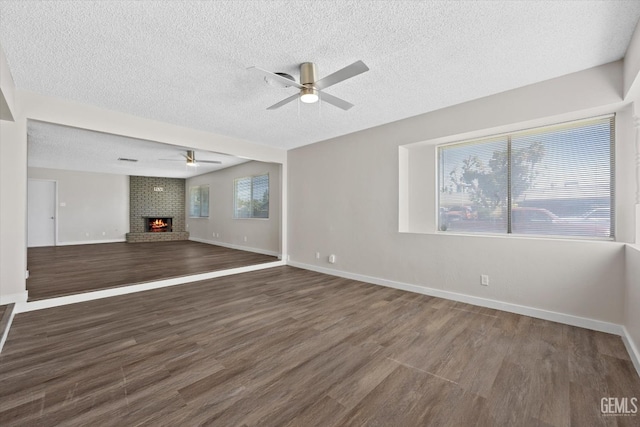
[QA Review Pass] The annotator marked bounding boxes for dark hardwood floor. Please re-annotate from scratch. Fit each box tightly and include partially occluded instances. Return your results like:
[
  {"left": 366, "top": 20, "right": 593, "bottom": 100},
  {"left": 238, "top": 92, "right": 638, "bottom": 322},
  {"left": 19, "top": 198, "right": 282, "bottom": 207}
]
[
  {"left": 1, "top": 266, "right": 638, "bottom": 426},
  {"left": 26, "top": 241, "right": 278, "bottom": 301}
]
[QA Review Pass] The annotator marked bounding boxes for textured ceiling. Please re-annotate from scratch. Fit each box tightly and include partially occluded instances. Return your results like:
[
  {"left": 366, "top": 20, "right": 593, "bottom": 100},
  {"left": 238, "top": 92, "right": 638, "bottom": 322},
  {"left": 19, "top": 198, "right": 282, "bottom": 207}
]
[
  {"left": 2, "top": 1, "right": 640, "bottom": 150},
  {"left": 28, "top": 121, "right": 249, "bottom": 178}
]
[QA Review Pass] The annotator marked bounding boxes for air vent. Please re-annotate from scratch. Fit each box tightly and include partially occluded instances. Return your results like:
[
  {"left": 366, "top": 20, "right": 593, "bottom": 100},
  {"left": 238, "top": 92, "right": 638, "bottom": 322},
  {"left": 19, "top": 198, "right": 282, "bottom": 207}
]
[{"left": 118, "top": 157, "right": 138, "bottom": 162}]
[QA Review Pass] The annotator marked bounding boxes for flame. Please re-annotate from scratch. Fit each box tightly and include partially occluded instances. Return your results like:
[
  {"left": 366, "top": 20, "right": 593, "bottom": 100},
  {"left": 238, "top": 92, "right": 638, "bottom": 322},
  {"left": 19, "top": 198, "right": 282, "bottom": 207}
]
[{"left": 149, "top": 218, "right": 169, "bottom": 232}]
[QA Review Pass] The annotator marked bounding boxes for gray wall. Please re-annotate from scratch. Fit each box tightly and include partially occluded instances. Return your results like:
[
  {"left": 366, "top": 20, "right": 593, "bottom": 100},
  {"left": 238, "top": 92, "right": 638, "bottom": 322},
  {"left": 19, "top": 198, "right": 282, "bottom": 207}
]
[
  {"left": 186, "top": 161, "right": 281, "bottom": 256},
  {"left": 288, "top": 61, "right": 632, "bottom": 326},
  {"left": 129, "top": 176, "right": 185, "bottom": 233},
  {"left": 625, "top": 246, "right": 640, "bottom": 361},
  {"left": 28, "top": 167, "right": 129, "bottom": 244}
]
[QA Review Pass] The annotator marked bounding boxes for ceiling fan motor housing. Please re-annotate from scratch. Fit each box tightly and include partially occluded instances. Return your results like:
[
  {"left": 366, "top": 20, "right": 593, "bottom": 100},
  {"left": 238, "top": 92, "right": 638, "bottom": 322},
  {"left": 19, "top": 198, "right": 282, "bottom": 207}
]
[{"left": 300, "top": 62, "right": 317, "bottom": 86}]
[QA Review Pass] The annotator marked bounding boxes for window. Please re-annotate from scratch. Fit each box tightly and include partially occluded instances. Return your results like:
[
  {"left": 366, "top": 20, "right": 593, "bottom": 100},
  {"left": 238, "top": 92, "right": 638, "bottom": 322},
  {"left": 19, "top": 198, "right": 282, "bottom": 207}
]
[
  {"left": 189, "top": 185, "right": 209, "bottom": 217},
  {"left": 438, "top": 116, "right": 614, "bottom": 239},
  {"left": 234, "top": 174, "right": 269, "bottom": 219}
]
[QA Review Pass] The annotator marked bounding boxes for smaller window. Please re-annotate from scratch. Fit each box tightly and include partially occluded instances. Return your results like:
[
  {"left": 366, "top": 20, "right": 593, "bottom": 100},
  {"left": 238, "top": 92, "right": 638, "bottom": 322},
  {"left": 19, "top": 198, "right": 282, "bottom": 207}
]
[
  {"left": 189, "top": 185, "right": 209, "bottom": 218},
  {"left": 234, "top": 174, "right": 269, "bottom": 219}
]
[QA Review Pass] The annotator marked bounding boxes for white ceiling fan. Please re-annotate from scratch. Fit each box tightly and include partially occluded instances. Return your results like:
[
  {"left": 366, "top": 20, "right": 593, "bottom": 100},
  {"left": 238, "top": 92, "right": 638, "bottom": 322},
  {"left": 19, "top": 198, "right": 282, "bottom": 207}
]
[
  {"left": 248, "top": 60, "right": 369, "bottom": 111},
  {"left": 160, "top": 150, "right": 221, "bottom": 167}
]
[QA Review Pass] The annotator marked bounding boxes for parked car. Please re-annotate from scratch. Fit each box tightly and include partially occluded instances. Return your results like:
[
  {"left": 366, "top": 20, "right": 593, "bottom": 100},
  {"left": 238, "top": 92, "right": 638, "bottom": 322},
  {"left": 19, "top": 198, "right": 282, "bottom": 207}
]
[
  {"left": 511, "top": 207, "right": 610, "bottom": 237},
  {"left": 446, "top": 205, "right": 477, "bottom": 221}
]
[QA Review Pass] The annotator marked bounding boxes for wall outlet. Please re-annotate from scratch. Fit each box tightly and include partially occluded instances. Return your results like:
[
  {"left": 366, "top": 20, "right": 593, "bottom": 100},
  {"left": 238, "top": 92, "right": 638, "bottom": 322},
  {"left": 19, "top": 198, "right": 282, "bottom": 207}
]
[
  {"left": 328, "top": 254, "right": 336, "bottom": 264},
  {"left": 243, "top": 236, "right": 248, "bottom": 242},
  {"left": 217, "top": 233, "right": 220, "bottom": 238},
  {"left": 481, "top": 274, "right": 489, "bottom": 286},
  {"left": 213, "top": 231, "right": 216, "bottom": 237},
  {"left": 102, "top": 231, "right": 106, "bottom": 236},
  {"left": 315, "top": 252, "right": 320, "bottom": 259},
  {"left": 25, "top": 270, "right": 29, "bottom": 279}
]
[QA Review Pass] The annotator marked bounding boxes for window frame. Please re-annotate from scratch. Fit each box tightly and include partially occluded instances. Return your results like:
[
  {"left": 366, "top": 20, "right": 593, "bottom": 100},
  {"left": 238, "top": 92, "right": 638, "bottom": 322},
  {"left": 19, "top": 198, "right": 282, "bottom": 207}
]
[
  {"left": 436, "top": 115, "right": 615, "bottom": 240},
  {"left": 233, "top": 173, "right": 270, "bottom": 220}
]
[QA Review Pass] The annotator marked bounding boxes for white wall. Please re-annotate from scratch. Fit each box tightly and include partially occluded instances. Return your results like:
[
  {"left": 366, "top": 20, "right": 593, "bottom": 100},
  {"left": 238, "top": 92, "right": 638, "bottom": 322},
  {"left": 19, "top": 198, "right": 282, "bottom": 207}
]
[
  {"left": 0, "top": 42, "right": 15, "bottom": 121},
  {"left": 0, "top": 118, "right": 27, "bottom": 304},
  {"left": 27, "top": 168, "right": 129, "bottom": 245},
  {"left": 288, "top": 61, "right": 634, "bottom": 326},
  {"left": 624, "top": 19, "right": 640, "bottom": 98},
  {"left": 186, "top": 161, "right": 281, "bottom": 256},
  {"left": 625, "top": 245, "right": 640, "bottom": 371}
]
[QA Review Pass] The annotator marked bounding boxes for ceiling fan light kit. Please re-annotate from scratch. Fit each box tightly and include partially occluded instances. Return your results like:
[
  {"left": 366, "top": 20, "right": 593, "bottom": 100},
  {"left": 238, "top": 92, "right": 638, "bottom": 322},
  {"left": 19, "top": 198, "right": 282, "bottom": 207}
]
[
  {"left": 300, "top": 87, "right": 318, "bottom": 104},
  {"left": 159, "top": 150, "right": 222, "bottom": 166},
  {"left": 248, "top": 60, "right": 369, "bottom": 111}
]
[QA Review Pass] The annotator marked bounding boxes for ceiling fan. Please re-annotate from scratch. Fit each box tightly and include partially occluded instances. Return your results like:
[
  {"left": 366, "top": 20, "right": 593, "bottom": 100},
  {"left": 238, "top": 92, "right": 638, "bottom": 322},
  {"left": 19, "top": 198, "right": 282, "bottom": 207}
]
[
  {"left": 160, "top": 150, "right": 221, "bottom": 167},
  {"left": 248, "top": 60, "right": 369, "bottom": 111}
]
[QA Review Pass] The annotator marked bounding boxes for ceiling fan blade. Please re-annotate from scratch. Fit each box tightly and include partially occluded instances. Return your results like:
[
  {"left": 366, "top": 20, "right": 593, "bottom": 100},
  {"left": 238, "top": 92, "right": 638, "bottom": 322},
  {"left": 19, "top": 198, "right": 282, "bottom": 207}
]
[
  {"left": 197, "top": 160, "right": 222, "bottom": 164},
  {"left": 319, "top": 92, "right": 354, "bottom": 111},
  {"left": 247, "top": 66, "right": 304, "bottom": 89},
  {"left": 267, "top": 93, "right": 300, "bottom": 110},
  {"left": 314, "top": 60, "right": 369, "bottom": 90}
]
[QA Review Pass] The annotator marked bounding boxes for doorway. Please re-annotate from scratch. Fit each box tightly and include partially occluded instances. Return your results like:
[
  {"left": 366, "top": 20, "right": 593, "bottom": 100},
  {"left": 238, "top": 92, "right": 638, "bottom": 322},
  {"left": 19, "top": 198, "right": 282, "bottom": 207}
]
[{"left": 27, "top": 179, "right": 56, "bottom": 247}]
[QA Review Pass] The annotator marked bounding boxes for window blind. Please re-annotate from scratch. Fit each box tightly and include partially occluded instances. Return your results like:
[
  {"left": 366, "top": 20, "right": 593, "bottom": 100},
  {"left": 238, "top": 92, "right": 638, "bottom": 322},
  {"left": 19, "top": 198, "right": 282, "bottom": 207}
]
[
  {"left": 438, "top": 115, "right": 614, "bottom": 239},
  {"left": 234, "top": 174, "right": 269, "bottom": 219}
]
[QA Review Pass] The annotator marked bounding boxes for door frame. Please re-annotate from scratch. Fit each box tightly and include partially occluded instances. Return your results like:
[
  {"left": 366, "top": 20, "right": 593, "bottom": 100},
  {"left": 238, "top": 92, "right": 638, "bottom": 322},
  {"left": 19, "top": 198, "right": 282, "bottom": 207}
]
[{"left": 27, "top": 178, "right": 58, "bottom": 247}]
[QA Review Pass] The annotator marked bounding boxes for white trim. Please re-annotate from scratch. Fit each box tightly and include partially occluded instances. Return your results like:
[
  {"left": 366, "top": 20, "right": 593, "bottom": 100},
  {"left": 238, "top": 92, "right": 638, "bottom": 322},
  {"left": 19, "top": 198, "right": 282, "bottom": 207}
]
[
  {"left": 622, "top": 326, "right": 640, "bottom": 377},
  {"left": 55, "top": 238, "right": 127, "bottom": 246},
  {"left": 189, "top": 236, "right": 280, "bottom": 257},
  {"left": 14, "top": 260, "right": 285, "bottom": 313},
  {"left": 0, "top": 291, "right": 28, "bottom": 305},
  {"left": 0, "top": 306, "right": 16, "bottom": 353},
  {"left": 287, "top": 260, "right": 624, "bottom": 336}
]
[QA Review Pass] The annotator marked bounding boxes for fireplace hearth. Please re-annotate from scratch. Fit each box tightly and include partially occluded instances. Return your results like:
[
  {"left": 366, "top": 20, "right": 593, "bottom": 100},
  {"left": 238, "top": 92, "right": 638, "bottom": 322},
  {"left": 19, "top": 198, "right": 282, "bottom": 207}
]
[{"left": 145, "top": 217, "right": 172, "bottom": 232}]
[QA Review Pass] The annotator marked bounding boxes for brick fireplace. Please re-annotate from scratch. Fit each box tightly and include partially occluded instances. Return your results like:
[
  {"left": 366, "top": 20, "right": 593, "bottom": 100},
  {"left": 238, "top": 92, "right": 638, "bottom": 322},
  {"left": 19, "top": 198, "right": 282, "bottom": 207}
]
[{"left": 125, "top": 176, "right": 189, "bottom": 243}]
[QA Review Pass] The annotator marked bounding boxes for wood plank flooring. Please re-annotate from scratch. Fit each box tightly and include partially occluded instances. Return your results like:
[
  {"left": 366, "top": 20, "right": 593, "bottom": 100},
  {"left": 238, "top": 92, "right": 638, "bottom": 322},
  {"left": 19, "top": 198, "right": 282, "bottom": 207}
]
[
  {"left": 1, "top": 266, "right": 638, "bottom": 426},
  {"left": 27, "top": 241, "right": 278, "bottom": 301}
]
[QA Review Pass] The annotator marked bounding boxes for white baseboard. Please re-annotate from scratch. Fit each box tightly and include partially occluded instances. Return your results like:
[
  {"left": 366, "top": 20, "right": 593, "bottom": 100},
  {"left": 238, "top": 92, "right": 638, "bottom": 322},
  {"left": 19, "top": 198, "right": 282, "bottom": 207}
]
[
  {"left": 287, "top": 260, "right": 624, "bottom": 336},
  {"left": 189, "top": 237, "right": 280, "bottom": 257},
  {"left": 15, "top": 260, "right": 285, "bottom": 314},
  {"left": 55, "top": 238, "right": 126, "bottom": 246},
  {"left": 622, "top": 326, "right": 640, "bottom": 377},
  {"left": 0, "top": 306, "right": 16, "bottom": 353},
  {"left": 0, "top": 291, "right": 28, "bottom": 305}
]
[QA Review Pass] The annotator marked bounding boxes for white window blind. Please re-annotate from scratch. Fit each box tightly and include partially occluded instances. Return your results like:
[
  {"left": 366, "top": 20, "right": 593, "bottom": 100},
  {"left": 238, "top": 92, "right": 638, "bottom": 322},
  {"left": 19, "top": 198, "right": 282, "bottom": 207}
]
[
  {"left": 438, "top": 116, "right": 614, "bottom": 239},
  {"left": 189, "top": 186, "right": 209, "bottom": 218},
  {"left": 234, "top": 174, "right": 269, "bottom": 219}
]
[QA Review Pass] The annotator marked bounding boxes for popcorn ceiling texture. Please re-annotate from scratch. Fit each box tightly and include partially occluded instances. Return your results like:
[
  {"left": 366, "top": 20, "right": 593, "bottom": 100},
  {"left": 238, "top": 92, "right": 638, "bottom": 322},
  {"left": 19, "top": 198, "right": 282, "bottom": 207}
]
[{"left": 2, "top": 1, "right": 640, "bottom": 149}]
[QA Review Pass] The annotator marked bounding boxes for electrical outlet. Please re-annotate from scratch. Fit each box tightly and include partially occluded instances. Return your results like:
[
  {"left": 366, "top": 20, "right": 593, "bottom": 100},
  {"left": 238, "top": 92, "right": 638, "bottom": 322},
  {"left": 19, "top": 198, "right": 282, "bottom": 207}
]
[
  {"left": 315, "top": 252, "right": 320, "bottom": 259},
  {"left": 481, "top": 274, "right": 489, "bottom": 286},
  {"left": 102, "top": 231, "right": 106, "bottom": 236},
  {"left": 328, "top": 254, "right": 336, "bottom": 264},
  {"left": 243, "top": 236, "right": 248, "bottom": 242},
  {"left": 25, "top": 270, "right": 29, "bottom": 279}
]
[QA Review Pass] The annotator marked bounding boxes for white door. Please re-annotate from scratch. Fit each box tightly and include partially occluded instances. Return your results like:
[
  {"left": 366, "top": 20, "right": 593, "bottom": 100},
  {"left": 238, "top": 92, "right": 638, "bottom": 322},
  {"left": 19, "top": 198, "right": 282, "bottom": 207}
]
[{"left": 28, "top": 180, "right": 56, "bottom": 247}]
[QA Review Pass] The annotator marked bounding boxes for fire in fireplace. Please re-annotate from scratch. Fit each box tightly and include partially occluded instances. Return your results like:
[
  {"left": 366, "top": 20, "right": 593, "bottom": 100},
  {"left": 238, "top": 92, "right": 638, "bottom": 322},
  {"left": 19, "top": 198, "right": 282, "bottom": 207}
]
[{"left": 145, "top": 217, "right": 172, "bottom": 232}]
